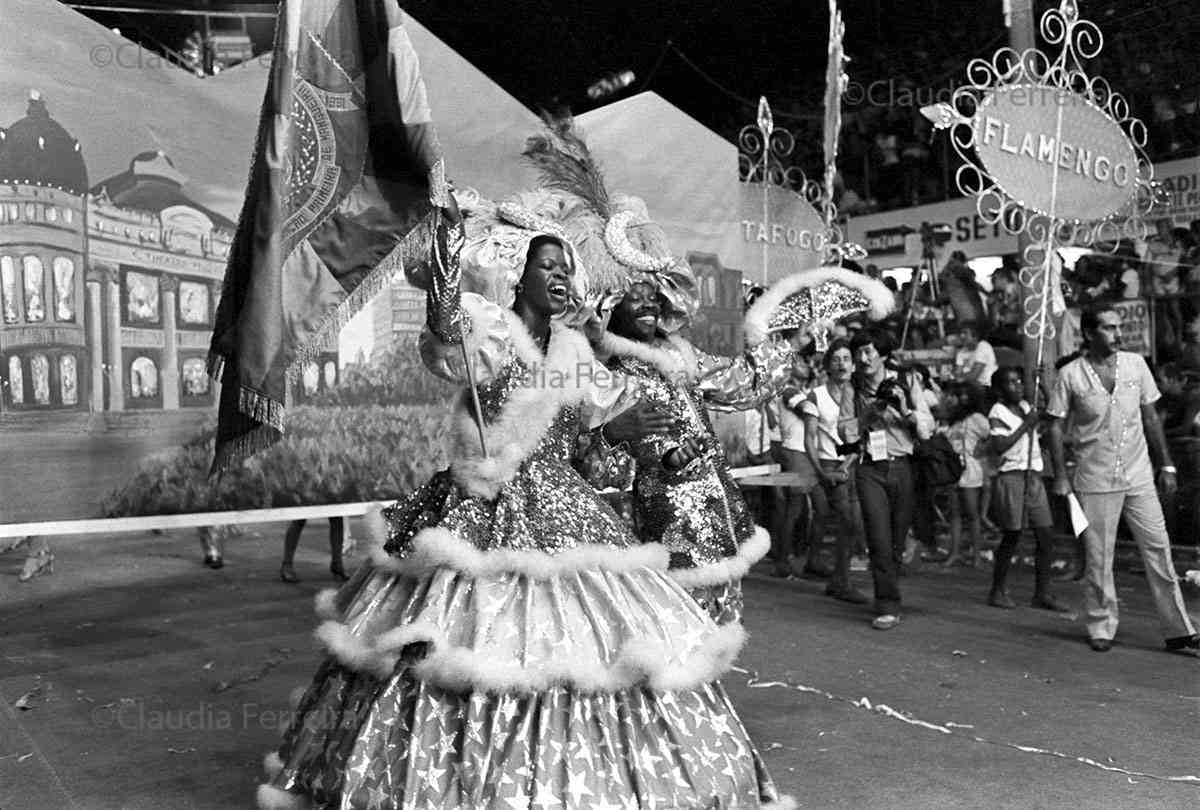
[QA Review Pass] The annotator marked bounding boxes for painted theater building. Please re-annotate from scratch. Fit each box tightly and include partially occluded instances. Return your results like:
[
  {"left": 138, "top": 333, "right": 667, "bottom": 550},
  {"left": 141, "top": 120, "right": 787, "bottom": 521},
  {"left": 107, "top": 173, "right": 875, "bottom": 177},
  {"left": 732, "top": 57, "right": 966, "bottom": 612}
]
[{"left": 0, "top": 90, "right": 235, "bottom": 415}]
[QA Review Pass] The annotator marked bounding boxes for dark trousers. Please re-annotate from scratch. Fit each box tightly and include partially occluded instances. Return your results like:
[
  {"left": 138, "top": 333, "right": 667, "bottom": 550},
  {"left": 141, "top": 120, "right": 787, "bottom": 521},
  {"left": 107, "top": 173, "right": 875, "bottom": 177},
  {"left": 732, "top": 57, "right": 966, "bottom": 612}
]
[
  {"left": 745, "top": 446, "right": 786, "bottom": 565},
  {"left": 855, "top": 456, "right": 914, "bottom": 615},
  {"left": 777, "top": 447, "right": 820, "bottom": 566},
  {"left": 910, "top": 469, "right": 938, "bottom": 549},
  {"left": 810, "top": 459, "right": 863, "bottom": 590}
]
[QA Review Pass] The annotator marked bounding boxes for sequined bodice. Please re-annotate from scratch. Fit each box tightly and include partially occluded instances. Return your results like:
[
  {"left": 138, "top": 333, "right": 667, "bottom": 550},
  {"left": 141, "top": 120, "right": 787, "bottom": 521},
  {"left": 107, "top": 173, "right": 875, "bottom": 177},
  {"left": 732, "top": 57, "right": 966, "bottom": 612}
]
[
  {"left": 474, "top": 355, "right": 582, "bottom": 464},
  {"left": 618, "top": 357, "right": 724, "bottom": 463},
  {"left": 607, "top": 355, "right": 754, "bottom": 563}
]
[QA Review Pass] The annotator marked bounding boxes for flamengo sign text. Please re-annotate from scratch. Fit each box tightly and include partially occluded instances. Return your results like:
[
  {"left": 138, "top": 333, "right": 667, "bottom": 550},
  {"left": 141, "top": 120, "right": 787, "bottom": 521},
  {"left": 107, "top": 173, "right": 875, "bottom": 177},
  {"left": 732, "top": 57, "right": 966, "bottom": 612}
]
[
  {"left": 972, "top": 84, "right": 1138, "bottom": 222},
  {"left": 974, "top": 116, "right": 1132, "bottom": 188}
]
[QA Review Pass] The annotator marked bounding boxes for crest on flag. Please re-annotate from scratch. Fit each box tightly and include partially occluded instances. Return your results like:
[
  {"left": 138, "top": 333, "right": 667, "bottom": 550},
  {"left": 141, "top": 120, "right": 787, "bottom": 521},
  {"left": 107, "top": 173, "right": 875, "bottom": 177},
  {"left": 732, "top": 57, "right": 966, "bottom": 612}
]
[{"left": 208, "top": 0, "right": 447, "bottom": 474}]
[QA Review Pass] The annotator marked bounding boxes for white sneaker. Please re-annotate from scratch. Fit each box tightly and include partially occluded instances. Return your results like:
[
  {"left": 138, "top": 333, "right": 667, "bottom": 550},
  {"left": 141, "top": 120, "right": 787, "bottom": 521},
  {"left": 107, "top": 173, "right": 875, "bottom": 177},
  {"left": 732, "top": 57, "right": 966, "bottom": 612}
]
[
  {"left": 850, "top": 555, "right": 869, "bottom": 572},
  {"left": 871, "top": 614, "right": 901, "bottom": 630}
]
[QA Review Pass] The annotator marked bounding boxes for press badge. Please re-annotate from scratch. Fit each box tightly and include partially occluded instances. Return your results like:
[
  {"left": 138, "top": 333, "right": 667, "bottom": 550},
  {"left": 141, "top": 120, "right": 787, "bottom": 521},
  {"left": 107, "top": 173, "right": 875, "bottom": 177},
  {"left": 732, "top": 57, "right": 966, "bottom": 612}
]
[{"left": 867, "top": 429, "right": 889, "bottom": 461}]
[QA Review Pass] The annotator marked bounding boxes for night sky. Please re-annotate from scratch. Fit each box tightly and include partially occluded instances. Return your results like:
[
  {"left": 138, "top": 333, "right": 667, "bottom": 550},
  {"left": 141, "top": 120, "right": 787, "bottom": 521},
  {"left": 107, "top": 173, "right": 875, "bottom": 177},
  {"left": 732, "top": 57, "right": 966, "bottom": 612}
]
[
  {"left": 66, "top": 1, "right": 1005, "bottom": 123},
  {"left": 66, "top": 0, "right": 1200, "bottom": 155}
]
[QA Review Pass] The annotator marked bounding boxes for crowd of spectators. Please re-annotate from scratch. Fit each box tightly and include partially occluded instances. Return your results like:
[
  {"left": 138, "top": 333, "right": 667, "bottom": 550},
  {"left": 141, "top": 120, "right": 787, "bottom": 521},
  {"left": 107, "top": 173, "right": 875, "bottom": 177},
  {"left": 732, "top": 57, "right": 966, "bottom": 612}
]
[
  {"left": 726, "top": 1, "right": 1200, "bottom": 216},
  {"left": 740, "top": 227, "right": 1200, "bottom": 597},
  {"left": 743, "top": 288, "right": 1200, "bottom": 620},
  {"left": 871, "top": 221, "right": 1200, "bottom": 367}
]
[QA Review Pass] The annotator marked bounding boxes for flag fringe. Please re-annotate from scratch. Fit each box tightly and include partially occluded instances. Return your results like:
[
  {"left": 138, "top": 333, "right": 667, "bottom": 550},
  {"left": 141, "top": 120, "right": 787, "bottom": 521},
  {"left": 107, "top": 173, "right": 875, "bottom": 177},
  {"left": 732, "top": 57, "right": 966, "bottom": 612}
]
[
  {"left": 209, "top": 423, "right": 281, "bottom": 478},
  {"left": 238, "top": 385, "right": 286, "bottom": 432},
  {"left": 288, "top": 208, "right": 436, "bottom": 380},
  {"left": 207, "top": 194, "right": 437, "bottom": 477}
]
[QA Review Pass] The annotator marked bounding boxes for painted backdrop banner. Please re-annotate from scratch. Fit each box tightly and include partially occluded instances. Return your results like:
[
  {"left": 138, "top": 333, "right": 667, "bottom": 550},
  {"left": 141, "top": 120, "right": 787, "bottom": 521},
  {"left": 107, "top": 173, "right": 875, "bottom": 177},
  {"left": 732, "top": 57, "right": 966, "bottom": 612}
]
[
  {"left": 0, "top": 1, "right": 527, "bottom": 524},
  {"left": 0, "top": 2, "right": 752, "bottom": 525}
]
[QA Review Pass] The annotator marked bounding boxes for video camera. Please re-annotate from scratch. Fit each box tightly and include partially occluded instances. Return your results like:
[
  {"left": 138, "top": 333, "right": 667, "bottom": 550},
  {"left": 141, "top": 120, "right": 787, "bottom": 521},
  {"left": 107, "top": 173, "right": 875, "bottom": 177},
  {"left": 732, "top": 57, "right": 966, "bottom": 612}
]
[{"left": 918, "top": 221, "right": 954, "bottom": 259}]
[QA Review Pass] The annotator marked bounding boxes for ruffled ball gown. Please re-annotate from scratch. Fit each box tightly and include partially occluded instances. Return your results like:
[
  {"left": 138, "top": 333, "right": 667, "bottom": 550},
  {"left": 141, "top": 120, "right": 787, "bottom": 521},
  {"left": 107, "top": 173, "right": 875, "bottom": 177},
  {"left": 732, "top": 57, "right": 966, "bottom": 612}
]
[{"left": 257, "top": 294, "right": 790, "bottom": 809}]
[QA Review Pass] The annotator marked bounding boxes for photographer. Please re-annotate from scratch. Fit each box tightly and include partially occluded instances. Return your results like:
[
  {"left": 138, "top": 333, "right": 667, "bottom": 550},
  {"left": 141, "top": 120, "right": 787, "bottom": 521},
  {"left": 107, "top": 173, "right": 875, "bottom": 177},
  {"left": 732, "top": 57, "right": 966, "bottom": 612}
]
[
  {"left": 849, "top": 328, "right": 934, "bottom": 630},
  {"left": 802, "top": 338, "right": 869, "bottom": 603}
]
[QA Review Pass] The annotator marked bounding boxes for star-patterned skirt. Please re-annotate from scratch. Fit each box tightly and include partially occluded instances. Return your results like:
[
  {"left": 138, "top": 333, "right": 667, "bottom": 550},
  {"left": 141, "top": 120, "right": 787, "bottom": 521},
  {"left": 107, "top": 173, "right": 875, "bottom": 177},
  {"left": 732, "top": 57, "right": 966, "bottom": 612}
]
[
  {"left": 258, "top": 464, "right": 786, "bottom": 809},
  {"left": 261, "top": 561, "right": 785, "bottom": 809},
  {"left": 269, "top": 662, "right": 780, "bottom": 809}
]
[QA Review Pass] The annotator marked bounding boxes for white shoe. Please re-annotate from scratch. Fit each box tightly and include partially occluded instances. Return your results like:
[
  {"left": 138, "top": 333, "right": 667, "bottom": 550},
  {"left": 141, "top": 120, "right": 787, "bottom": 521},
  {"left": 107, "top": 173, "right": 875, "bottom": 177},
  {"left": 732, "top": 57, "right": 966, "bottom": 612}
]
[{"left": 871, "top": 614, "right": 900, "bottom": 630}]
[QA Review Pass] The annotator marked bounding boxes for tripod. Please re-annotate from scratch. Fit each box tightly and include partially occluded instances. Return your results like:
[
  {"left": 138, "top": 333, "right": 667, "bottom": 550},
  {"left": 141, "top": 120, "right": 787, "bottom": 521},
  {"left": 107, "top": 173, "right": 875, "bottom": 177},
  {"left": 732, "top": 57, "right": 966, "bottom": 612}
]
[{"left": 899, "top": 225, "right": 945, "bottom": 350}]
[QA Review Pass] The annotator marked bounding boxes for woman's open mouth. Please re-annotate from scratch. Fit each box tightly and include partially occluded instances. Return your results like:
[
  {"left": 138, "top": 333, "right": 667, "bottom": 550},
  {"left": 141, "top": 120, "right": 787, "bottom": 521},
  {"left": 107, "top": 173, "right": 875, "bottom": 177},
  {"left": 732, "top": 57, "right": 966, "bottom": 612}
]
[
  {"left": 635, "top": 314, "right": 657, "bottom": 328},
  {"left": 547, "top": 281, "right": 569, "bottom": 300}
]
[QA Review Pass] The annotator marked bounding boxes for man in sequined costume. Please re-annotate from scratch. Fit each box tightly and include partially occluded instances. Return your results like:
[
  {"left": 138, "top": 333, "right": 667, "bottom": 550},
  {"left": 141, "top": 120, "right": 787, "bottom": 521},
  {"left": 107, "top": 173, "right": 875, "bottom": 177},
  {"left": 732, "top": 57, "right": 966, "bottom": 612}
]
[
  {"left": 592, "top": 271, "right": 898, "bottom": 623},
  {"left": 593, "top": 278, "right": 793, "bottom": 624}
]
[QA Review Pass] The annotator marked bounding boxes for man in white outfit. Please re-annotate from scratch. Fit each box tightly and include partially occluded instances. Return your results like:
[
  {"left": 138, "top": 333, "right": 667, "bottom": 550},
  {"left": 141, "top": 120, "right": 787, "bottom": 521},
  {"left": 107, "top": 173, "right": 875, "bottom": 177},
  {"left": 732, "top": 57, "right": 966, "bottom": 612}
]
[{"left": 1047, "top": 304, "right": 1198, "bottom": 654}]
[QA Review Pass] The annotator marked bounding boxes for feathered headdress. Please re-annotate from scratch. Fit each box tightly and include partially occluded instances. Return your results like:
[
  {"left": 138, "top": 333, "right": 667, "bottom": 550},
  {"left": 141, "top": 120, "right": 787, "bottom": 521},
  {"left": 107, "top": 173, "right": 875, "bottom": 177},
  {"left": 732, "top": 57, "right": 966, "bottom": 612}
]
[
  {"left": 405, "top": 186, "right": 589, "bottom": 310},
  {"left": 522, "top": 117, "right": 698, "bottom": 333}
]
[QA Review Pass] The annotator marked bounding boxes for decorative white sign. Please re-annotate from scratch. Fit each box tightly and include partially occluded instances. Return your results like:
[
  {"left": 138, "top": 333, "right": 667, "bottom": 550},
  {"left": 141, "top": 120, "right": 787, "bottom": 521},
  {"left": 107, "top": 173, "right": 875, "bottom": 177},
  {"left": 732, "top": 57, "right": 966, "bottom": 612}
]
[
  {"left": 922, "top": 0, "right": 1156, "bottom": 350},
  {"left": 972, "top": 84, "right": 1138, "bottom": 221}
]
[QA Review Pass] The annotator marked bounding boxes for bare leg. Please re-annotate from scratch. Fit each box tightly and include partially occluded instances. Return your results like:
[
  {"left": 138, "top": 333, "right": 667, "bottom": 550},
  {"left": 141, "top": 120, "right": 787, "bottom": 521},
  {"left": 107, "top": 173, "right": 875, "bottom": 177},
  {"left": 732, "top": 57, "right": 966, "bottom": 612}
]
[
  {"left": 1031, "top": 525, "right": 1070, "bottom": 611},
  {"left": 944, "top": 489, "right": 964, "bottom": 567},
  {"left": 200, "top": 525, "right": 224, "bottom": 569},
  {"left": 961, "top": 487, "right": 982, "bottom": 568},
  {"left": 280, "top": 519, "right": 305, "bottom": 583},
  {"left": 988, "top": 530, "right": 1020, "bottom": 608},
  {"left": 980, "top": 476, "right": 998, "bottom": 533}
]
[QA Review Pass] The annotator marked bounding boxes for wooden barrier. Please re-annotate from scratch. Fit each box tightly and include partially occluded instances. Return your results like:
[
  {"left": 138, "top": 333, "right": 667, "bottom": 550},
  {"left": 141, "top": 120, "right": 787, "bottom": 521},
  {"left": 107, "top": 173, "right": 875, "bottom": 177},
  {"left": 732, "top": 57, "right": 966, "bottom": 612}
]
[
  {"left": 0, "top": 466, "right": 780, "bottom": 538},
  {"left": 0, "top": 502, "right": 387, "bottom": 540}
]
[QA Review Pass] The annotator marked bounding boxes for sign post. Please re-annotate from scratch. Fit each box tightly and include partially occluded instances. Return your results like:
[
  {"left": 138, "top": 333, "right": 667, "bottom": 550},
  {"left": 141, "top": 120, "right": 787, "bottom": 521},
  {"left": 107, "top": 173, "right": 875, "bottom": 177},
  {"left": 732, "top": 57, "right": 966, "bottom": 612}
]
[
  {"left": 922, "top": 0, "right": 1158, "bottom": 401},
  {"left": 735, "top": 2, "right": 862, "bottom": 290},
  {"left": 922, "top": 0, "right": 1160, "bottom": 531}
]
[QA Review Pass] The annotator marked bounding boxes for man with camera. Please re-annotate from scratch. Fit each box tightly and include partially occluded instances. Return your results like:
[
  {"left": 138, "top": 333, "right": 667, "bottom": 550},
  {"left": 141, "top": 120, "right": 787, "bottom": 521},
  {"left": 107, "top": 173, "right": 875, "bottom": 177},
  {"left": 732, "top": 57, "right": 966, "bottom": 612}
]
[
  {"left": 848, "top": 328, "right": 934, "bottom": 630},
  {"left": 1046, "top": 304, "right": 1198, "bottom": 654}
]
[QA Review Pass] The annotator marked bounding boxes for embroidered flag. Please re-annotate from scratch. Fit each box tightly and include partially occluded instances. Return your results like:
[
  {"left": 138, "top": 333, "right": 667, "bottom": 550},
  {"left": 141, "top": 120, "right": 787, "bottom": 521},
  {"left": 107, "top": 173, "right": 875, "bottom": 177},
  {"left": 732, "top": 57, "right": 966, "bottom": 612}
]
[{"left": 208, "top": 0, "right": 446, "bottom": 473}]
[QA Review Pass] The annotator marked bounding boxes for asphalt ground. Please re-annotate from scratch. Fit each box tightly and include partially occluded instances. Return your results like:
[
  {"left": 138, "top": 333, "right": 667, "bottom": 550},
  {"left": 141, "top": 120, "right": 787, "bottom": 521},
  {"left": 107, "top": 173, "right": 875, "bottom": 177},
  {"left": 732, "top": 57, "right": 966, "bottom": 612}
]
[{"left": 1, "top": 524, "right": 1197, "bottom": 809}]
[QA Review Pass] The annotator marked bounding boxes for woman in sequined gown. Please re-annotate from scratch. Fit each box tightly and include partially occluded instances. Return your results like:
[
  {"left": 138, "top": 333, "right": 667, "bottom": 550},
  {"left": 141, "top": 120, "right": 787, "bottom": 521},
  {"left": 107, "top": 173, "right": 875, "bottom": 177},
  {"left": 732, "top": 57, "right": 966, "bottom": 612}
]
[{"left": 256, "top": 195, "right": 792, "bottom": 809}]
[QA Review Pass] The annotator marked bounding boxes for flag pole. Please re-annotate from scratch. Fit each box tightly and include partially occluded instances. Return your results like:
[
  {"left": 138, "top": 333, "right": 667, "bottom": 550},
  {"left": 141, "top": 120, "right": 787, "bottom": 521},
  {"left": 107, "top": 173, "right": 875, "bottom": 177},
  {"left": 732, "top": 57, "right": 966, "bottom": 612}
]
[
  {"left": 460, "top": 337, "right": 489, "bottom": 458},
  {"left": 434, "top": 205, "right": 488, "bottom": 458},
  {"left": 272, "top": 0, "right": 302, "bottom": 157}
]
